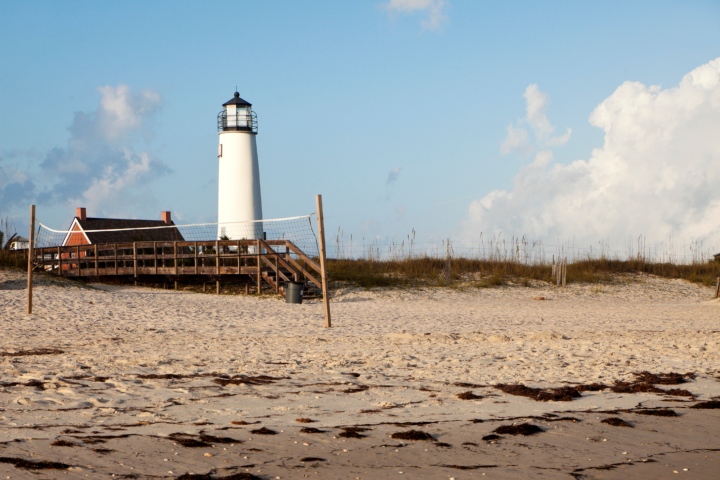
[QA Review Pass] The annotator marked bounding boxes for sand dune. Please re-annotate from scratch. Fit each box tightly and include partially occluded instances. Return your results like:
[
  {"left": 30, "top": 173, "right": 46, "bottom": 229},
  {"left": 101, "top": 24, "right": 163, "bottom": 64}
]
[{"left": 1, "top": 268, "right": 719, "bottom": 478}]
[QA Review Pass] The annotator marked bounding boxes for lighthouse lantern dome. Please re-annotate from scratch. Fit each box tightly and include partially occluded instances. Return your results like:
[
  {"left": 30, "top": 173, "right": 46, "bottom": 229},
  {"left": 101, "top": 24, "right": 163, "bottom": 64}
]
[{"left": 218, "top": 91, "right": 257, "bottom": 133}]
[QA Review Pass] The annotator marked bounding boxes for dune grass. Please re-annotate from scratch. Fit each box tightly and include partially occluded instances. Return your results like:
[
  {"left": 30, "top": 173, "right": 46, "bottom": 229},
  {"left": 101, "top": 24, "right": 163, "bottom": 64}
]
[
  {"left": 4, "top": 246, "right": 719, "bottom": 291},
  {"left": 0, "top": 250, "right": 26, "bottom": 270},
  {"left": 327, "top": 256, "right": 720, "bottom": 289}
]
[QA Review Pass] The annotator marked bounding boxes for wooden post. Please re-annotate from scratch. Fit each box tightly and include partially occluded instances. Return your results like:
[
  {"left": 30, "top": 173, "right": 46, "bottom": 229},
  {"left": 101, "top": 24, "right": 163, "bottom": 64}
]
[
  {"left": 274, "top": 255, "right": 279, "bottom": 293},
  {"left": 316, "top": 194, "right": 332, "bottom": 328},
  {"left": 715, "top": 277, "right": 720, "bottom": 299},
  {"left": 216, "top": 279, "right": 220, "bottom": 295},
  {"left": 27, "top": 204, "right": 35, "bottom": 314},
  {"left": 94, "top": 244, "right": 99, "bottom": 277},
  {"left": 556, "top": 258, "right": 562, "bottom": 286},
  {"left": 256, "top": 239, "right": 261, "bottom": 294},
  {"left": 216, "top": 240, "right": 220, "bottom": 276},
  {"left": 194, "top": 241, "right": 198, "bottom": 275},
  {"left": 237, "top": 240, "right": 242, "bottom": 274}
]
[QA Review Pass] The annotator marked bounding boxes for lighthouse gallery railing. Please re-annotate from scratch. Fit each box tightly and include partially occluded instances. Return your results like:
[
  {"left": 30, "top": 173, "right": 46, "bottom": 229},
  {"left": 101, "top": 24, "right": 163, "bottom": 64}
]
[{"left": 217, "top": 111, "right": 258, "bottom": 133}]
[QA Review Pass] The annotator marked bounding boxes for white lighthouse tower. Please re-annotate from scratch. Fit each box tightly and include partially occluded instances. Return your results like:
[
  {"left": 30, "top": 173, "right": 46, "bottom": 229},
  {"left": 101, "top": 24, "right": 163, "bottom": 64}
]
[{"left": 217, "top": 91, "right": 263, "bottom": 240}]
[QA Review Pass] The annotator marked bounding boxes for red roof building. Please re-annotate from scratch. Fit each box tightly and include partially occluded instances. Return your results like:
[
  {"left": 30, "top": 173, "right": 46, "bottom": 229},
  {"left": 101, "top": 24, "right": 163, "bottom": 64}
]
[{"left": 62, "top": 208, "right": 185, "bottom": 246}]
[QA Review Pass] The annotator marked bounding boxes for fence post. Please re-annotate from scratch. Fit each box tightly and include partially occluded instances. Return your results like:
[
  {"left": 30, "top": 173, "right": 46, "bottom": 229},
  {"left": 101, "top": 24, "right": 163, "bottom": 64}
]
[
  {"left": 216, "top": 240, "right": 221, "bottom": 295},
  {"left": 316, "top": 194, "right": 332, "bottom": 328},
  {"left": 715, "top": 277, "right": 720, "bottom": 299},
  {"left": 256, "top": 239, "right": 261, "bottom": 294},
  {"left": 27, "top": 204, "right": 35, "bottom": 314}
]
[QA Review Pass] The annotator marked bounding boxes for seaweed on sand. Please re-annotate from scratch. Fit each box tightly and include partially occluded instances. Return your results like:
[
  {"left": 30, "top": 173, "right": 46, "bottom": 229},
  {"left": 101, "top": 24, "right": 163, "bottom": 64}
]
[
  {"left": 300, "top": 427, "right": 326, "bottom": 434},
  {"left": 390, "top": 430, "right": 435, "bottom": 441},
  {"left": 51, "top": 439, "right": 79, "bottom": 447},
  {"left": 691, "top": 400, "right": 720, "bottom": 409},
  {"left": 609, "top": 371, "right": 696, "bottom": 397},
  {"left": 338, "top": 426, "right": 370, "bottom": 438},
  {"left": 249, "top": 427, "right": 278, "bottom": 435},
  {"left": 493, "top": 423, "right": 544, "bottom": 436},
  {"left": 456, "top": 391, "right": 483, "bottom": 400},
  {"left": 167, "top": 433, "right": 212, "bottom": 448},
  {"left": 176, "top": 473, "right": 262, "bottom": 480},
  {"left": 495, "top": 384, "right": 581, "bottom": 402},
  {"left": 0, "top": 457, "right": 72, "bottom": 470},
  {"left": 198, "top": 433, "right": 242, "bottom": 444},
  {"left": 575, "top": 383, "right": 608, "bottom": 392},
  {"left": 610, "top": 382, "right": 693, "bottom": 397},
  {"left": 438, "top": 464, "right": 499, "bottom": 470},
  {"left": 601, "top": 417, "right": 634, "bottom": 427},
  {"left": 632, "top": 371, "right": 694, "bottom": 385},
  {"left": 633, "top": 409, "right": 679, "bottom": 417}
]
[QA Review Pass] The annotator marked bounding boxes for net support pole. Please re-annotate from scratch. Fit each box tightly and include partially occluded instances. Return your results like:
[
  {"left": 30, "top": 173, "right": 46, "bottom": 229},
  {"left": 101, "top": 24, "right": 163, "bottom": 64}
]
[
  {"left": 27, "top": 204, "right": 36, "bottom": 315},
  {"left": 315, "top": 194, "right": 331, "bottom": 328}
]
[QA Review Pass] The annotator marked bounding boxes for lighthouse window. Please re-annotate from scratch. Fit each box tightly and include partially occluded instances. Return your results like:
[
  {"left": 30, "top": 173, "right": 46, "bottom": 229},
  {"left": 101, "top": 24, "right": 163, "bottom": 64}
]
[{"left": 218, "top": 144, "right": 223, "bottom": 157}]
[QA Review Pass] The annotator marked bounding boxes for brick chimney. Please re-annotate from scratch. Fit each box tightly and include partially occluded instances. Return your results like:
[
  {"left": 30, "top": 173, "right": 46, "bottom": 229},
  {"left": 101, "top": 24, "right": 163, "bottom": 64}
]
[
  {"left": 76, "top": 207, "right": 86, "bottom": 221},
  {"left": 161, "top": 211, "right": 172, "bottom": 225}
]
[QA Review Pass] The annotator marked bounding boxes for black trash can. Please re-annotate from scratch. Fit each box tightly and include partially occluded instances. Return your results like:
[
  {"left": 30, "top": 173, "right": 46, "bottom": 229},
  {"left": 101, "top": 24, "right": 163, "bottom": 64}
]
[{"left": 285, "top": 282, "right": 304, "bottom": 304}]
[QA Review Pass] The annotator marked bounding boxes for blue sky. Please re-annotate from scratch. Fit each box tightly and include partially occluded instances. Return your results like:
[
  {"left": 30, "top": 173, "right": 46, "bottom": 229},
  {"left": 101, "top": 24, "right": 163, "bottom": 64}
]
[{"left": 2, "top": 1, "right": 719, "bottom": 258}]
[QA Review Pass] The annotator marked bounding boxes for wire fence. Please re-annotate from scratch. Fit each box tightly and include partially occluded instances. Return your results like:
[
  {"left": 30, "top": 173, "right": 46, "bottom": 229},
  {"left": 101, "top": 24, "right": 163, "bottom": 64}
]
[
  {"left": 27, "top": 215, "right": 720, "bottom": 266},
  {"left": 35, "top": 215, "right": 320, "bottom": 258},
  {"left": 330, "top": 231, "right": 719, "bottom": 265}
]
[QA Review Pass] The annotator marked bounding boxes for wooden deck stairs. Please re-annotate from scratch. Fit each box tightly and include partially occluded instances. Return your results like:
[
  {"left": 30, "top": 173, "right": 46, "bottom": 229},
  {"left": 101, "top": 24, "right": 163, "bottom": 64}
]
[{"left": 32, "top": 239, "right": 323, "bottom": 297}]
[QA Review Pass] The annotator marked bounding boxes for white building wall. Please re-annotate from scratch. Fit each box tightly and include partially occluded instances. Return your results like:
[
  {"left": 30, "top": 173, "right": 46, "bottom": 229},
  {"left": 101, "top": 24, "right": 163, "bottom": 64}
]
[{"left": 217, "top": 130, "right": 263, "bottom": 240}]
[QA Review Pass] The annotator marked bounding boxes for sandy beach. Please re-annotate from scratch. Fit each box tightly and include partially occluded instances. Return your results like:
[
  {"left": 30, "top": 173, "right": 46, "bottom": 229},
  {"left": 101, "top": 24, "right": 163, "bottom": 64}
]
[{"left": 1, "top": 268, "right": 719, "bottom": 479}]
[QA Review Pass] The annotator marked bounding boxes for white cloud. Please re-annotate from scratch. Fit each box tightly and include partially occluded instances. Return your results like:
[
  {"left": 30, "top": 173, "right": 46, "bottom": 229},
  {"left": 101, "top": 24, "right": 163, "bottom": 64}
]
[
  {"left": 37, "top": 84, "right": 170, "bottom": 216},
  {"left": 97, "top": 85, "right": 163, "bottom": 141},
  {"left": 463, "top": 57, "right": 720, "bottom": 253},
  {"left": 80, "top": 150, "right": 156, "bottom": 212},
  {"left": 500, "top": 124, "right": 530, "bottom": 154},
  {"left": 524, "top": 84, "right": 553, "bottom": 136},
  {"left": 0, "top": 161, "right": 35, "bottom": 209},
  {"left": 501, "top": 84, "right": 572, "bottom": 155},
  {"left": 384, "top": 0, "right": 447, "bottom": 30}
]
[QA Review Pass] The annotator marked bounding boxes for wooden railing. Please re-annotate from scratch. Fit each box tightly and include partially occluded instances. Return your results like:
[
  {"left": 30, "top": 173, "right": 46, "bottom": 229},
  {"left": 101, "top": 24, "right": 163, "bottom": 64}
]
[{"left": 33, "top": 239, "right": 321, "bottom": 294}]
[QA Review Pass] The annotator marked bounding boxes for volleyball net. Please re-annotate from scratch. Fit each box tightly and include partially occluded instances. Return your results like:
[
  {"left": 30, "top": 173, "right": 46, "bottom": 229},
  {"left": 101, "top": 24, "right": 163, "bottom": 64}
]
[{"left": 34, "top": 214, "right": 320, "bottom": 258}]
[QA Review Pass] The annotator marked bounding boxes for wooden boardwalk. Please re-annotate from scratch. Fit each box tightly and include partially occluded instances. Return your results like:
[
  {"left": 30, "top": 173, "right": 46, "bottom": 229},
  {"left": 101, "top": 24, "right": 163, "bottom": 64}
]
[{"left": 33, "top": 239, "right": 322, "bottom": 295}]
